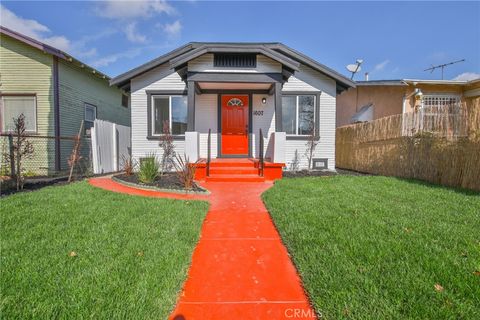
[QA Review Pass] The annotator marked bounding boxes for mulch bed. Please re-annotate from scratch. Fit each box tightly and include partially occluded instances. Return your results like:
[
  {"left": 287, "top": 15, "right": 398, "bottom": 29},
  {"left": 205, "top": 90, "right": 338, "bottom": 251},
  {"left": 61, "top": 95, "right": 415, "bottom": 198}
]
[
  {"left": 115, "top": 173, "right": 205, "bottom": 193},
  {"left": 1, "top": 176, "right": 70, "bottom": 197},
  {"left": 283, "top": 168, "right": 371, "bottom": 178}
]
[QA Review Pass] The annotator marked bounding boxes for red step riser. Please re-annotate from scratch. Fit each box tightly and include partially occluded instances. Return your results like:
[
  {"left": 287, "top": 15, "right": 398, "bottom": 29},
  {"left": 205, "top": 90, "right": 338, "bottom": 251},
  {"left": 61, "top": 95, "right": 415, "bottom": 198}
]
[
  {"left": 209, "top": 162, "right": 255, "bottom": 168},
  {"left": 209, "top": 168, "right": 259, "bottom": 175},
  {"left": 206, "top": 176, "right": 265, "bottom": 182}
]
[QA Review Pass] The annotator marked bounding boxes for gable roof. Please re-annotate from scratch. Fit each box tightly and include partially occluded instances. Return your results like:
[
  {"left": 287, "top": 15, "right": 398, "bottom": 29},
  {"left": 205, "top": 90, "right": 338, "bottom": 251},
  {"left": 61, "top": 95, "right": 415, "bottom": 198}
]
[
  {"left": 0, "top": 25, "right": 111, "bottom": 81},
  {"left": 110, "top": 42, "right": 356, "bottom": 92}
]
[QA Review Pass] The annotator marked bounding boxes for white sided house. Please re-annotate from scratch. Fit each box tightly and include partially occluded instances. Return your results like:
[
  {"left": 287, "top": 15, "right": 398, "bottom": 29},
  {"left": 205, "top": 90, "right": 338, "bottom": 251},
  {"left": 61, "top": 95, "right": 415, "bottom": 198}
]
[{"left": 111, "top": 43, "right": 355, "bottom": 181}]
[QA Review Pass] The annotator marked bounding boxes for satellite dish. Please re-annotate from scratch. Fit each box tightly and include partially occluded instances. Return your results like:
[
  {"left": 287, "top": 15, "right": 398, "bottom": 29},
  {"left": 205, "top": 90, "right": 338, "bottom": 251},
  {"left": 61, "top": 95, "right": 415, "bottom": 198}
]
[
  {"left": 346, "top": 59, "right": 364, "bottom": 80},
  {"left": 346, "top": 64, "right": 362, "bottom": 73}
]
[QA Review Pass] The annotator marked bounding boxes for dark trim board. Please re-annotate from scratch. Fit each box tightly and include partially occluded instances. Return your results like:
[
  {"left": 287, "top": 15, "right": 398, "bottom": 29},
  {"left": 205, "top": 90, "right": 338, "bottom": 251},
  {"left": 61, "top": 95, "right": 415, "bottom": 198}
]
[
  {"left": 187, "top": 72, "right": 283, "bottom": 83},
  {"left": 53, "top": 56, "right": 61, "bottom": 171},
  {"left": 198, "top": 89, "right": 271, "bottom": 95},
  {"left": 147, "top": 135, "right": 185, "bottom": 141},
  {"left": 145, "top": 89, "right": 188, "bottom": 95}
]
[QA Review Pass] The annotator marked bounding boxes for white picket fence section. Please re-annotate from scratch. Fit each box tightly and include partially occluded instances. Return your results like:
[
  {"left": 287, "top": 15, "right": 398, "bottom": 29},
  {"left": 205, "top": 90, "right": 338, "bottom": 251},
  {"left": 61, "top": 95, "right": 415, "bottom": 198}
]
[{"left": 91, "top": 120, "right": 131, "bottom": 174}]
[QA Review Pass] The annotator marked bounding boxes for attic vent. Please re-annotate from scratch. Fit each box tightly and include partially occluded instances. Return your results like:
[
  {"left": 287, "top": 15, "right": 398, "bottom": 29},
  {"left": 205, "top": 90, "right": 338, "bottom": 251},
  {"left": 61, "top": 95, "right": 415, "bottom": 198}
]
[{"left": 213, "top": 53, "right": 256, "bottom": 68}]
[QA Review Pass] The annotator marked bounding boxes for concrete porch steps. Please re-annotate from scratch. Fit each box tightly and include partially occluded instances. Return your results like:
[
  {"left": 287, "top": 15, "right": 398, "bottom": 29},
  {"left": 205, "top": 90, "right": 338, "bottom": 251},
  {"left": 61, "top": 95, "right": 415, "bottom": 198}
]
[{"left": 205, "top": 159, "right": 265, "bottom": 182}]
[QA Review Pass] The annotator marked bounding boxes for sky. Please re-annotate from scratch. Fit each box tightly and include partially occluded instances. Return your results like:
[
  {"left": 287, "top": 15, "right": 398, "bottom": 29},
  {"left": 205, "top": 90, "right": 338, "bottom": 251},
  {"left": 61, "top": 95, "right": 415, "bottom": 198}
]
[{"left": 1, "top": 1, "right": 479, "bottom": 81}]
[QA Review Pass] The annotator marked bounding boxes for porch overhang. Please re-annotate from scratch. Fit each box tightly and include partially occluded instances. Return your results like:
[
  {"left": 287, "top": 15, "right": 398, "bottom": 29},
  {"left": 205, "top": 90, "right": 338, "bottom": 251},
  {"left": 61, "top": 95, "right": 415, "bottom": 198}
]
[{"left": 195, "top": 81, "right": 274, "bottom": 95}]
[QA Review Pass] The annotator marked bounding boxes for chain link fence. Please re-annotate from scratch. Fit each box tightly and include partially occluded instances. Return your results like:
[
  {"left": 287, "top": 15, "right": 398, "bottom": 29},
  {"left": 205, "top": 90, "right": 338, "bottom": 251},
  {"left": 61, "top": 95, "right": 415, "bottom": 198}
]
[{"left": 0, "top": 134, "right": 92, "bottom": 178}]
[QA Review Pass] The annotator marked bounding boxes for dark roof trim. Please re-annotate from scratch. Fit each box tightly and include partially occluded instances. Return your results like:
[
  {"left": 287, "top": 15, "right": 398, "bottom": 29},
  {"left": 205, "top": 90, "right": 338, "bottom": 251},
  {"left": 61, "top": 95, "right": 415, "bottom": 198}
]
[
  {"left": 170, "top": 44, "right": 300, "bottom": 72},
  {"left": 0, "top": 26, "right": 66, "bottom": 59},
  {"left": 355, "top": 80, "right": 408, "bottom": 86},
  {"left": 110, "top": 42, "right": 356, "bottom": 92},
  {"left": 267, "top": 43, "right": 356, "bottom": 90},
  {"left": 110, "top": 43, "right": 195, "bottom": 88},
  {"left": 0, "top": 26, "right": 111, "bottom": 81}
]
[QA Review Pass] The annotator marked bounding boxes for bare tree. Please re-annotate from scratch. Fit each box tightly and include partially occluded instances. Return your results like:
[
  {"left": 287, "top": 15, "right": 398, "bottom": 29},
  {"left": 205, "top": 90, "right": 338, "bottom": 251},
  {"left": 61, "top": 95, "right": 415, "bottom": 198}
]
[
  {"left": 305, "top": 128, "right": 319, "bottom": 171},
  {"left": 10, "top": 114, "right": 34, "bottom": 190},
  {"left": 159, "top": 120, "right": 175, "bottom": 175},
  {"left": 68, "top": 121, "right": 84, "bottom": 182}
]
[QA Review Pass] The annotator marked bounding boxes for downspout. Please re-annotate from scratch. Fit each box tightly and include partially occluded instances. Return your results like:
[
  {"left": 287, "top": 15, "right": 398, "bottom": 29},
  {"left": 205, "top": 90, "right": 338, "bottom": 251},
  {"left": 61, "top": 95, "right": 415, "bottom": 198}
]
[{"left": 53, "top": 56, "right": 61, "bottom": 171}]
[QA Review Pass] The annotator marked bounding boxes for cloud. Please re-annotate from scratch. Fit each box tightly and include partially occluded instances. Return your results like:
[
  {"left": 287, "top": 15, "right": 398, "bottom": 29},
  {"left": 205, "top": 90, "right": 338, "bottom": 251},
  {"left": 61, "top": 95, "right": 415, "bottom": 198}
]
[
  {"left": 373, "top": 59, "right": 390, "bottom": 72},
  {"left": 163, "top": 20, "right": 182, "bottom": 37},
  {"left": 96, "top": 0, "right": 175, "bottom": 20},
  {"left": 91, "top": 47, "right": 142, "bottom": 68},
  {"left": 125, "top": 22, "right": 147, "bottom": 43},
  {"left": 452, "top": 72, "right": 480, "bottom": 81},
  {"left": 0, "top": 4, "right": 71, "bottom": 51}
]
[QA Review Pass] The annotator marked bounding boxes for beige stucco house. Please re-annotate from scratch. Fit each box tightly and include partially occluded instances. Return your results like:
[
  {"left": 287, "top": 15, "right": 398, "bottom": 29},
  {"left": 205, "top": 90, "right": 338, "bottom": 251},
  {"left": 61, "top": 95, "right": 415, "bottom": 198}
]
[{"left": 337, "top": 78, "right": 480, "bottom": 127}]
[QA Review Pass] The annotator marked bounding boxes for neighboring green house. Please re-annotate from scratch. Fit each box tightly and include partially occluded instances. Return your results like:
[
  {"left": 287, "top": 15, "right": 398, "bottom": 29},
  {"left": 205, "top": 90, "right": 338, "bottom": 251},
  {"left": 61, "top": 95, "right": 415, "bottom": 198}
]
[{"left": 0, "top": 26, "right": 130, "bottom": 175}]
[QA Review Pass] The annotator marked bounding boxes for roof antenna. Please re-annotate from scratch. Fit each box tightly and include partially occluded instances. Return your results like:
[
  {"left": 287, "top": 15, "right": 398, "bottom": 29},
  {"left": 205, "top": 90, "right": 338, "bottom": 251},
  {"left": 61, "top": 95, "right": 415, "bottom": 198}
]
[
  {"left": 424, "top": 59, "right": 465, "bottom": 80},
  {"left": 346, "top": 59, "right": 363, "bottom": 80}
]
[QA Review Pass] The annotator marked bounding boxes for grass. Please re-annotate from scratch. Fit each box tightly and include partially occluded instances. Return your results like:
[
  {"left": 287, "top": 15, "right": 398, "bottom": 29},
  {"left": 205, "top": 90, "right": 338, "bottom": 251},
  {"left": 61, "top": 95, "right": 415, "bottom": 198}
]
[
  {"left": 1, "top": 181, "right": 209, "bottom": 319},
  {"left": 263, "top": 176, "right": 480, "bottom": 319}
]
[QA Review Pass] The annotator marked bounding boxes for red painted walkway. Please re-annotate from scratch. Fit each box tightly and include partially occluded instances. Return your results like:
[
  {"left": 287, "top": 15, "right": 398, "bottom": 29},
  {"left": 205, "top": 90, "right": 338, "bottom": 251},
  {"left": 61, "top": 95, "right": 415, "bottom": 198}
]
[{"left": 89, "top": 178, "right": 316, "bottom": 319}]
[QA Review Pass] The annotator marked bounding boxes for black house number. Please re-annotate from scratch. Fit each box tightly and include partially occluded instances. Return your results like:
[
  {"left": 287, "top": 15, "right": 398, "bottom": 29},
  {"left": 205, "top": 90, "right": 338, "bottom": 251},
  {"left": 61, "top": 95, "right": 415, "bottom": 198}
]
[{"left": 253, "top": 110, "right": 264, "bottom": 116}]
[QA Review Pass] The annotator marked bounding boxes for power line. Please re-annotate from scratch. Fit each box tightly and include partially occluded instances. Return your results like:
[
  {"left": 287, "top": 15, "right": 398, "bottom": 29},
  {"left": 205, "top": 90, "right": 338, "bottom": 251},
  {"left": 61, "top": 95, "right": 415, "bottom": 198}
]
[{"left": 424, "top": 59, "right": 465, "bottom": 80}]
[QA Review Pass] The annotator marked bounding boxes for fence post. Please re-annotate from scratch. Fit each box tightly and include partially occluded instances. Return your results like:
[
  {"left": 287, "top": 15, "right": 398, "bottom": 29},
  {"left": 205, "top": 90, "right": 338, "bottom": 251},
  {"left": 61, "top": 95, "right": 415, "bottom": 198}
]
[
  {"left": 113, "top": 123, "right": 118, "bottom": 171},
  {"left": 8, "top": 134, "right": 15, "bottom": 177}
]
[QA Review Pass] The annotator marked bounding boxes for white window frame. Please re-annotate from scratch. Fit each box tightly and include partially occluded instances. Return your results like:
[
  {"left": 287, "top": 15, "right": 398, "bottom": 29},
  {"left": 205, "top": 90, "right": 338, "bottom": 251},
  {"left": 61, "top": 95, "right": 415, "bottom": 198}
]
[
  {"left": 151, "top": 95, "right": 187, "bottom": 136},
  {"left": 0, "top": 95, "right": 38, "bottom": 133},
  {"left": 421, "top": 93, "right": 461, "bottom": 110},
  {"left": 84, "top": 103, "right": 97, "bottom": 136},
  {"left": 283, "top": 94, "right": 316, "bottom": 136}
]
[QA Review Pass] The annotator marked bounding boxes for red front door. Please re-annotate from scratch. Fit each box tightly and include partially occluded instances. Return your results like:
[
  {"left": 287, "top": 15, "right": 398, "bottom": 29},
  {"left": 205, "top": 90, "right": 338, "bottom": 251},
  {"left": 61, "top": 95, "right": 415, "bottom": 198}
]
[{"left": 221, "top": 95, "right": 249, "bottom": 155}]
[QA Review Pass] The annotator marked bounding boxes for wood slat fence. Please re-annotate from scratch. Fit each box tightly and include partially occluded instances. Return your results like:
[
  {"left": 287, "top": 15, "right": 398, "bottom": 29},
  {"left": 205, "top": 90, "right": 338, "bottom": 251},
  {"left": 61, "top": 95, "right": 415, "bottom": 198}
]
[{"left": 336, "top": 98, "right": 480, "bottom": 191}]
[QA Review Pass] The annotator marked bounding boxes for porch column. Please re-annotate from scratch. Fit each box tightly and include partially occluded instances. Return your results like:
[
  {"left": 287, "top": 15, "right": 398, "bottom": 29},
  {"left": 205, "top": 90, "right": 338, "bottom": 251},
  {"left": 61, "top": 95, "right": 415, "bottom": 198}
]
[
  {"left": 274, "top": 82, "right": 283, "bottom": 131},
  {"left": 185, "top": 131, "right": 199, "bottom": 162},
  {"left": 187, "top": 80, "right": 195, "bottom": 131}
]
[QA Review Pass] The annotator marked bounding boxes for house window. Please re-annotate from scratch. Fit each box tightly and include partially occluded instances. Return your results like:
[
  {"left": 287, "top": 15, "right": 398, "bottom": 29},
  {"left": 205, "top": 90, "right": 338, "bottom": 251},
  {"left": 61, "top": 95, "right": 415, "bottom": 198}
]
[
  {"left": 0, "top": 95, "right": 37, "bottom": 133},
  {"left": 281, "top": 95, "right": 316, "bottom": 135},
  {"left": 151, "top": 95, "right": 188, "bottom": 135},
  {"left": 84, "top": 103, "right": 96, "bottom": 136},
  {"left": 121, "top": 94, "right": 129, "bottom": 108},
  {"left": 422, "top": 94, "right": 460, "bottom": 109},
  {"left": 213, "top": 53, "right": 256, "bottom": 68}
]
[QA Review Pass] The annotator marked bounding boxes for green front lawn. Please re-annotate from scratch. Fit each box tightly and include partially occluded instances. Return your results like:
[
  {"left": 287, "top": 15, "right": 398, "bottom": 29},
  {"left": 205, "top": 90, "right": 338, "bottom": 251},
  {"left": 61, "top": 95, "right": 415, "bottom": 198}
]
[
  {"left": 263, "top": 176, "right": 480, "bottom": 319},
  {"left": 1, "top": 181, "right": 209, "bottom": 319}
]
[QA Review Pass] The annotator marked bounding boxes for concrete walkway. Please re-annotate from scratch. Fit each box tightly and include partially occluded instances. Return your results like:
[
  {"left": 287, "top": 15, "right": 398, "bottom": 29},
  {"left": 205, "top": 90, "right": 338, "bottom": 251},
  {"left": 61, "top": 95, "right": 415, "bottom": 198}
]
[{"left": 89, "top": 178, "right": 316, "bottom": 319}]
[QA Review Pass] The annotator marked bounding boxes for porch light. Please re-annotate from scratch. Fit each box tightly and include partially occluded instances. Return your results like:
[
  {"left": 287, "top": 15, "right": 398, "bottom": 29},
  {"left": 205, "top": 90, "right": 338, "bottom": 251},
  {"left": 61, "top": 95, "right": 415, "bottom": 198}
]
[{"left": 262, "top": 97, "right": 267, "bottom": 104}]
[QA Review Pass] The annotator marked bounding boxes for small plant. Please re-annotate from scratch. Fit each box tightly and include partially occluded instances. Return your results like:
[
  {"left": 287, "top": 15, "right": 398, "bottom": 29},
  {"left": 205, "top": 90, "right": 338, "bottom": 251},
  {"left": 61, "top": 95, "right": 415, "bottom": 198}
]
[
  {"left": 121, "top": 155, "right": 136, "bottom": 176},
  {"left": 173, "top": 154, "right": 197, "bottom": 190},
  {"left": 159, "top": 120, "right": 175, "bottom": 175},
  {"left": 24, "top": 170, "right": 37, "bottom": 177},
  {"left": 10, "top": 114, "right": 34, "bottom": 190},
  {"left": 138, "top": 154, "right": 160, "bottom": 184},
  {"left": 289, "top": 149, "right": 300, "bottom": 172}
]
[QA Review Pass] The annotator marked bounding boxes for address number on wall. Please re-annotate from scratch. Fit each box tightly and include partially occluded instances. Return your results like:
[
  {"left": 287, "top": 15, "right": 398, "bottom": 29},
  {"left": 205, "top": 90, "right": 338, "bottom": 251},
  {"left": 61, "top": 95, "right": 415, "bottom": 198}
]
[{"left": 253, "top": 110, "right": 264, "bottom": 116}]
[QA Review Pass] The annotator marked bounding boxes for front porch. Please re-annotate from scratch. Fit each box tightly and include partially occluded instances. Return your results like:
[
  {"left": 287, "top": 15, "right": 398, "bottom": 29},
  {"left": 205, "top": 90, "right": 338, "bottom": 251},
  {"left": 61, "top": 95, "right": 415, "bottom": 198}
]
[{"left": 181, "top": 79, "right": 288, "bottom": 181}]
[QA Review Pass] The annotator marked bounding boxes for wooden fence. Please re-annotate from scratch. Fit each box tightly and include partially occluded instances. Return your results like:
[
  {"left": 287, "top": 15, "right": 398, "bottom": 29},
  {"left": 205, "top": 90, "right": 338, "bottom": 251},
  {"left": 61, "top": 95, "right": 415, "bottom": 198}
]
[{"left": 336, "top": 97, "right": 480, "bottom": 191}]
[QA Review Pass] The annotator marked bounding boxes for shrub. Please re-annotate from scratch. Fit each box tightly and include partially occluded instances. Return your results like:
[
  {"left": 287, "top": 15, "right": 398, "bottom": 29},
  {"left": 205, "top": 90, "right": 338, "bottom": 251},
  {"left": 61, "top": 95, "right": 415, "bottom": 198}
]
[
  {"left": 121, "top": 155, "right": 136, "bottom": 176},
  {"left": 138, "top": 154, "right": 160, "bottom": 184},
  {"left": 173, "top": 154, "right": 197, "bottom": 190}
]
